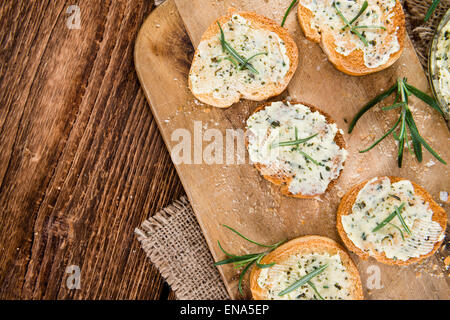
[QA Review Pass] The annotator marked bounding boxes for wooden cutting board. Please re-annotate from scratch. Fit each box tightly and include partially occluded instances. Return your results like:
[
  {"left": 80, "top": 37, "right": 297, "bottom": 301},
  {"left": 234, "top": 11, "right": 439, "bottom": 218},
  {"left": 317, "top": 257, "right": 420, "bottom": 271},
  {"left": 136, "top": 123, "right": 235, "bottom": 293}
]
[{"left": 135, "top": 0, "right": 450, "bottom": 299}]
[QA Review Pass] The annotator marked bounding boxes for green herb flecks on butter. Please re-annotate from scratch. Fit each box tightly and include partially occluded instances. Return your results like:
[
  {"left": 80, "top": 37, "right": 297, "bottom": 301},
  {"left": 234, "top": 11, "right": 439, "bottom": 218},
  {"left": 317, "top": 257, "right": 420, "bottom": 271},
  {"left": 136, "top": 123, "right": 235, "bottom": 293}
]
[
  {"left": 257, "top": 252, "right": 352, "bottom": 300},
  {"left": 300, "top": 0, "right": 400, "bottom": 68},
  {"left": 246, "top": 101, "right": 347, "bottom": 196},
  {"left": 341, "top": 177, "right": 444, "bottom": 261},
  {"left": 190, "top": 14, "right": 290, "bottom": 99}
]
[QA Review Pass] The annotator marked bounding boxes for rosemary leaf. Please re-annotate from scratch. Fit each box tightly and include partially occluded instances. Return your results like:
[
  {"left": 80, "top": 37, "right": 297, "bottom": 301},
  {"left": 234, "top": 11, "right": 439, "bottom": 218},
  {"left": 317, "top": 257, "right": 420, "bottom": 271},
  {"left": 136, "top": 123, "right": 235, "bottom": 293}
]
[
  {"left": 224, "top": 57, "right": 239, "bottom": 67},
  {"left": 416, "top": 134, "right": 447, "bottom": 165},
  {"left": 424, "top": 0, "right": 441, "bottom": 22},
  {"left": 255, "top": 255, "right": 276, "bottom": 268},
  {"left": 222, "top": 224, "right": 274, "bottom": 247},
  {"left": 215, "top": 225, "right": 287, "bottom": 296},
  {"left": 348, "top": 82, "right": 398, "bottom": 133},
  {"left": 307, "top": 280, "right": 325, "bottom": 300},
  {"left": 395, "top": 206, "right": 412, "bottom": 236},
  {"left": 239, "top": 52, "right": 267, "bottom": 70},
  {"left": 405, "top": 111, "right": 423, "bottom": 162},
  {"left": 382, "top": 102, "right": 406, "bottom": 111},
  {"left": 346, "top": 0, "right": 368, "bottom": 27},
  {"left": 387, "top": 222, "right": 405, "bottom": 240},
  {"left": 372, "top": 203, "right": 405, "bottom": 232},
  {"left": 333, "top": 1, "right": 368, "bottom": 46},
  {"left": 397, "top": 110, "right": 407, "bottom": 168},
  {"left": 238, "top": 261, "right": 255, "bottom": 295},
  {"left": 299, "top": 150, "right": 323, "bottom": 166},
  {"left": 271, "top": 133, "right": 318, "bottom": 148},
  {"left": 281, "top": 0, "right": 298, "bottom": 27},
  {"left": 217, "top": 22, "right": 258, "bottom": 74},
  {"left": 359, "top": 116, "right": 401, "bottom": 153},
  {"left": 353, "top": 25, "right": 386, "bottom": 30},
  {"left": 404, "top": 83, "right": 445, "bottom": 117},
  {"left": 278, "top": 264, "right": 328, "bottom": 296}
]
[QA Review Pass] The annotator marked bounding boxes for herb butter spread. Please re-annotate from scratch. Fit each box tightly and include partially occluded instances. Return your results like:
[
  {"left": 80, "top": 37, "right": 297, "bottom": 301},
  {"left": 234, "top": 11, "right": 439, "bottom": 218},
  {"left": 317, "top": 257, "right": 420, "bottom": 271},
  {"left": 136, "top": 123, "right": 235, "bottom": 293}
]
[
  {"left": 257, "top": 252, "right": 353, "bottom": 300},
  {"left": 246, "top": 101, "right": 347, "bottom": 196},
  {"left": 190, "top": 14, "right": 290, "bottom": 99},
  {"left": 342, "top": 177, "right": 444, "bottom": 261},
  {"left": 299, "top": 0, "right": 400, "bottom": 68},
  {"left": 435, "top": 20, "right": 450, "bottom": 106}
]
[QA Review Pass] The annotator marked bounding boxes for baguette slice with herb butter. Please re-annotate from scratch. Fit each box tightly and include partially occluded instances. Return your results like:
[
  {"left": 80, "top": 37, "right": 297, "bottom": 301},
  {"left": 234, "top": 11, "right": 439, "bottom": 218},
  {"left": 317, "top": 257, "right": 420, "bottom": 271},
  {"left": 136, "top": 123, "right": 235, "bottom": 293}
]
[
  {"left": 250, "top": 235, "right": 364, "bottom": 300},
  {"left": 188, "top": 11, "right": 298, "bottom": 108},
  {"left": 246, "top": 101, "right": 347, "bottom": 198},
  {"left": 337, "top": 176, "right": 447, "bottom": 266},
  {"left": 297, "top": 0, "right": 405, "bottom": 76}
]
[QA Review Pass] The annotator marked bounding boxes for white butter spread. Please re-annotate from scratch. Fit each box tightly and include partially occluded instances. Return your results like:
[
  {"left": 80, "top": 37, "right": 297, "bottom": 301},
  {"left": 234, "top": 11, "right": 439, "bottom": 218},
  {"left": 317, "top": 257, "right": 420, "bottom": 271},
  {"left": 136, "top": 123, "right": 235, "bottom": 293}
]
[
  {"left": 342, "top": 177, "right": 444, "bottom": 261},
  {"left": 299, "top": 0, "right": 400, "bottom": 68},
  {"left": 246, "top": 101, "right": 347, "bottom": 196},
  {"left": 435, "top": 20, "right": 450, "bottom": 106},
  {"left": 190, "top": 14, "right": 290, "bottom": 100},
  {"left": 257, "top": 252, "right": 353, "bottom": 300}
]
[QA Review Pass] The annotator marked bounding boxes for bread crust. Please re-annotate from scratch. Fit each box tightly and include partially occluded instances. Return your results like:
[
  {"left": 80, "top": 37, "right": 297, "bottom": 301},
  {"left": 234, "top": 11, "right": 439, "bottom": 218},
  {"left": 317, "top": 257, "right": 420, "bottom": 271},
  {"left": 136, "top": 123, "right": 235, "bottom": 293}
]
[
  {"left": 336, "top": 176, "right": 448, "bottom": 266},
  {"left": 250, "top": 235, "right": 364, "bottom": 300},
  {"left": 297, "top": 1, "right": 405, "bottom": 76},
  {"left": 188, "top": 11, "right": 299, "bottom": 108},
  {"left": 246, "top": 100, "right": 346, "bottom": 198}
]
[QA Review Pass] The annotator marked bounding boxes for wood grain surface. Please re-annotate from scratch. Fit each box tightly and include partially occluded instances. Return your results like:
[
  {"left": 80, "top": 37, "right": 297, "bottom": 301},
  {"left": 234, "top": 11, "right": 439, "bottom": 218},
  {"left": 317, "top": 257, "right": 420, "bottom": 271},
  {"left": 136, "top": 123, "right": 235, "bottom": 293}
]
[
  {"left": 0, "top": 0, "right": 182, "bottom": 299},
  {"left": 135, "top": 0, "right": 450, "bottom": 299}
]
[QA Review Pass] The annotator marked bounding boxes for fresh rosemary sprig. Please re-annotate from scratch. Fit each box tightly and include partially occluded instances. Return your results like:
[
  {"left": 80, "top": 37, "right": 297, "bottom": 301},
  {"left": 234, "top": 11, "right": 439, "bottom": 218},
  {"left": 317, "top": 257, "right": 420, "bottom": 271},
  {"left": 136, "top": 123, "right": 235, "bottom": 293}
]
[
  {"left": 217, "top": 22, "right": 266, "bottom": 74},
  {"left": 349, "top": 77, "right": 446, "bottom": 168},
  {"left": 278, "top": 264, "right": 328, "bottom": 297},
  {"left": 372, "top": 203, "right": 412, "bottom": 236},
  {"left": 281, "top": 0, "right": 298, "bottom": 27},
  {"left": 424, "top": 0, "right": 441, "bottom": 22},
  {"left": 333, "top": 0, "right": 385, "bottom": 46},
  {"left": 214, "top": 224, "right": 287, "bottom": 295}
]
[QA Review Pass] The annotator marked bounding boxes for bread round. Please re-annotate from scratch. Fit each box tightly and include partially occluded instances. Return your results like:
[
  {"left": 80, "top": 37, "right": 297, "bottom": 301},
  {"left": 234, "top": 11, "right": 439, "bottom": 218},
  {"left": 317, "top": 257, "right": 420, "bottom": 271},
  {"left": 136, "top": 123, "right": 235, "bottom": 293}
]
[
  {"left": 297, "top": 0, "right": 406, "bottom": 76},
  {"left": 188, "top": 11, "right": 298, "bottom": 108},
  {"left": 250, "top": 235, "right": 364, "bottom": 300},
  {"left": 246, "top": 100, "right": 346, "bottom": 198},
  {"left": 337, "top": 176, "right": 447, "bottom": 266}
]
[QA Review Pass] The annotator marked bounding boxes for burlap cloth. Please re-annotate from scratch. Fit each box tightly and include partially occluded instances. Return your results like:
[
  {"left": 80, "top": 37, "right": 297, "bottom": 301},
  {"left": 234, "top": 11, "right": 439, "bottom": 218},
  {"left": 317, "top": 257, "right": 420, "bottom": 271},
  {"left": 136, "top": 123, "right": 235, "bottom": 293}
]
[{"left": 135, "top": 0, "right": 450, "bottom": 300}]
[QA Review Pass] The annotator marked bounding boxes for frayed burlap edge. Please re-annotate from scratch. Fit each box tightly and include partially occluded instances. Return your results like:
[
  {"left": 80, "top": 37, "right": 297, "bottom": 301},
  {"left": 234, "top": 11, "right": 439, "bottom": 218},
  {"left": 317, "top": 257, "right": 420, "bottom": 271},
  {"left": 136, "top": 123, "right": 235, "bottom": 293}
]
[{"left": 135, "top": 197, "right": 230, "bottom": 300}]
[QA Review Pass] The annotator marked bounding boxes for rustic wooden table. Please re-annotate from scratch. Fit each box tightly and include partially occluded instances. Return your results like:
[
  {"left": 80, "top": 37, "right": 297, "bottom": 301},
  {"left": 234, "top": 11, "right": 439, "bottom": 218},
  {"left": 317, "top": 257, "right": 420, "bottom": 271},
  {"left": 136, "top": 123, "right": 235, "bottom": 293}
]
[{"left": 0, "top": 0, "right": 183, "bottom": 299}]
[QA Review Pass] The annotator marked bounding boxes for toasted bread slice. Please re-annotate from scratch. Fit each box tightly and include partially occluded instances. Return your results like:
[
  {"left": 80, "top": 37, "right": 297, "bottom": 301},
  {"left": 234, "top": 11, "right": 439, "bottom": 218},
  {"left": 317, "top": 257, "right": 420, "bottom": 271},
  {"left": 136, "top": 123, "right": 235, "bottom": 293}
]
[
  {"left": 188, "top": 11, "right": 298, "bottom": 108},
  {"left": 337, "top": 176, "right": 447, "bottom": 266},
  {"left": 250, "top": 235, "right": 364, "bottom": 300},
  {"left": 297, "top": 0, "right": 405, "bottom": 76},
  {"left": 246, "top": 101, "right": 347, "bottom": 198}
]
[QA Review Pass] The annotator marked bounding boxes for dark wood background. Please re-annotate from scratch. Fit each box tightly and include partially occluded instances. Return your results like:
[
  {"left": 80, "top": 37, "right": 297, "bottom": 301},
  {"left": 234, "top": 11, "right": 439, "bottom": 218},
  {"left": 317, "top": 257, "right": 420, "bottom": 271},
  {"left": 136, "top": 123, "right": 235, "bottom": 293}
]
[{"left": 0, "top": 0, "right": 183, "bottom": 299}]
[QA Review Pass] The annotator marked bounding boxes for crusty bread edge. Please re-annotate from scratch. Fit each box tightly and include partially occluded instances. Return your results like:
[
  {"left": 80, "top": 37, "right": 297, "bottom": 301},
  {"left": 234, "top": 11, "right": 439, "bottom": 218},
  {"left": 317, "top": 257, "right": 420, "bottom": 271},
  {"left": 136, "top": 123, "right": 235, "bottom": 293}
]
[
  {"left": 188, "top": 11, "right": 299, "bottom": 108},
  {"left": 246, "top": 100, "right": 347, "bottom": 198},
  {"left": 250, "top": 235, "right": 365, "bottom": 300},
  {"left": 336, "top": 176, "right": 448, "bottom": 266},
  {"left": 297, "top": 1, "right": 406, "bottom": 76}
]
